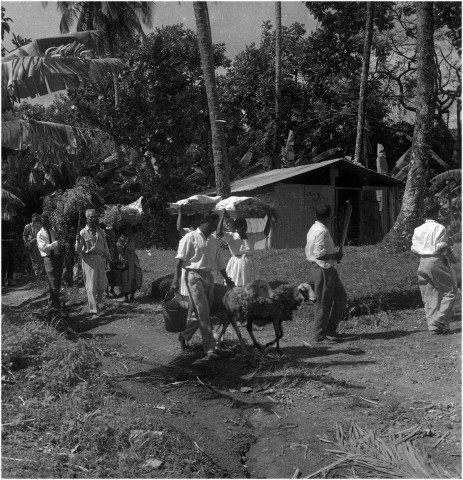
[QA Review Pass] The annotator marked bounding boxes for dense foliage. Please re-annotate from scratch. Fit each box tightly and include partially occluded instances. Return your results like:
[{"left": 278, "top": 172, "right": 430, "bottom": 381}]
[{"left": 64, "top": 25, "right": 231, "bottom": 246}]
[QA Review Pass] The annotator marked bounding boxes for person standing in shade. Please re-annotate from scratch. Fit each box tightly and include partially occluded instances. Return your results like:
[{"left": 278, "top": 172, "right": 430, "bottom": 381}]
[
  {"left": 2, "top": 215, "right": 17, "bottom": 288},
  {"left": 23, "top": 213, "right": 45, "bottom": 279},
  {"left": 305, "top": 205, "right": 347, "bottom": 345},
  {"left": 411, "top": 199, "right": 457, "bottom": 335},
  {"left": 76, "top": 209, "right": 111, "bottom": 318},
  {"left": 171, "top": 213, "right": 235, "bottom": 360},
  {"left": 117, "top": 224, "right": 143, "bottom": 303},
  {"left": 37, "top": 214, "right": 63, "bottom": 309}
]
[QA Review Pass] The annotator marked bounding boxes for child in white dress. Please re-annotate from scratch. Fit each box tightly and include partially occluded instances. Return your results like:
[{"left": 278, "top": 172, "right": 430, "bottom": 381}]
[{"left": 217, "top": 210, "right": 270, "bottom": 286}]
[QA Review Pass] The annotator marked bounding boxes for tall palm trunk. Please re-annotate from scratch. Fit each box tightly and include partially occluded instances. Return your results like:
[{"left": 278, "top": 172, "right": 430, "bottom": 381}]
[
  {"left": 381, "top": 2, "right": 436, "bottom": 252},
  {"left": 193, "top": 1, "right": 230, "bottom": 198},
  {"left": 353, "top": 2, "right": 375, "bottom": 166},
  {"left": 273, "top": 1, "right": 282, "bottom": 169}
]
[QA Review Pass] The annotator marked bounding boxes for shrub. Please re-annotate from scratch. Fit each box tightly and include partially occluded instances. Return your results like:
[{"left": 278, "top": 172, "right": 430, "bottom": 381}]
[
  {"left": 2, "top": 321, "right": 61, "bottom": 371},
  {"left": 38, "top": 338, "right": 101, "bottom": 394}
]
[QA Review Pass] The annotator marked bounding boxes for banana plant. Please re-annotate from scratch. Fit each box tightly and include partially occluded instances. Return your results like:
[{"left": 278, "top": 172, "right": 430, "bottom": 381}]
[{"left": 2, "top": 30, "right": 124, "bottom": 152}]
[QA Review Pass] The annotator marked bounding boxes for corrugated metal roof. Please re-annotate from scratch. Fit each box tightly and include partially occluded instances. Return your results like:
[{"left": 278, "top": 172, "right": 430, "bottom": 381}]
[{"left": 202, "top": 158, "right": 401, "bottom": 195}]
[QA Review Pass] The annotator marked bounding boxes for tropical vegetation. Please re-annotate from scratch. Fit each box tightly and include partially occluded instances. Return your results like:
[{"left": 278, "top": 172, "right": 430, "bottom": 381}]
[{"left": 1, "top": 1, "right": 461, "bottom": 251}]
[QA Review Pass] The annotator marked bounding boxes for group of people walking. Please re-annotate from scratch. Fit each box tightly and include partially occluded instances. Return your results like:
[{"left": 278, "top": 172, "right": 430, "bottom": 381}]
[
  {"left": 170, "top": 198, "right": 458, "bottom": 361},
  {"left": 5, "top": 197, "right": 457, "bottom": 355},
  {"left": 19, "top": 209, "right": 143, "bottom": 319}
]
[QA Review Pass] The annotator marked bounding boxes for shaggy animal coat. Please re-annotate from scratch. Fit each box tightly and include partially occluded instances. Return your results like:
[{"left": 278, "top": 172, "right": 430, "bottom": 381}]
[{"left": 219, "top": 280, "right": 316, "bottom": 354}]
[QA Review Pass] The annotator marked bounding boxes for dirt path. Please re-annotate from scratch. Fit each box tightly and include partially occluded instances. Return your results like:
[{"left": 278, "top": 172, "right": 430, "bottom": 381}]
[{"left": 3, "top": 281, "right": 461, "bottom": 478}]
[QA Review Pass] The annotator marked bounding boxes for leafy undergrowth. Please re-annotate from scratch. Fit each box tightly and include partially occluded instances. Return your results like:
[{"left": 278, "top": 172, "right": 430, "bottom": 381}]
[
  {"left": 140, "top": 243, "right": 461, "bottom": 315},
  {"left": 1, "top": 312, "right": 227, "bottom": 478}
]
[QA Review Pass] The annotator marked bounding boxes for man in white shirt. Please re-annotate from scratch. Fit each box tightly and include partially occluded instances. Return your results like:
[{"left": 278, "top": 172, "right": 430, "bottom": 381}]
[
  {"left": 411, "top": 200, "right": 457, "bottom": 335},
  {"left": 76, "top": 209, "right": 111, "bottom": 318},
  {"left": 171, "top": 213, "right": 235, "bottom": 360},
  {"left": 305, "top": 205, "right": 347, "bottom": 344},
  {"left": 37, "top": 214, "right": 63, "bottom": 310}
]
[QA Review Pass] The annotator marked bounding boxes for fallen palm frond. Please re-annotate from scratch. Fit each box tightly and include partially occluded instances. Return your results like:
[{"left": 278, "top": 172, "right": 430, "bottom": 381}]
[{"left": 305, "top": 423, "right": 456, "bottom": 478}]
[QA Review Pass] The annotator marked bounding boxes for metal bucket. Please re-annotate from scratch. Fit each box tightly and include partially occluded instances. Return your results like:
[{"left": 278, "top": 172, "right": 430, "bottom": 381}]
[{"left": 162, "top": 296, "right": 188, "bottom": 332}]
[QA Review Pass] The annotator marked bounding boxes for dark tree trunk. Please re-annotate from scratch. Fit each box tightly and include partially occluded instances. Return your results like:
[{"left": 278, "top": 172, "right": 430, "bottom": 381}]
[
  {"left": 273, "top": 1, "right": 282, "bottom": 169},
  {"left": 193, "top": 1, "right": 231, "bottom": 198},
  {"left": 353, "top": 2, "right": 375, "bottom": 166},
  {"left": 453, "top": 98, "right": 461, "bottom": 165},
  {"left": 381, "top": 2, "right": 436, "bottom": 252}
]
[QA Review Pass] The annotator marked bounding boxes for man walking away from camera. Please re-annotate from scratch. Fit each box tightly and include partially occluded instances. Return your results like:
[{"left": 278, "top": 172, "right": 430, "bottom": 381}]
[
  {"left": 305, "top": 205, "right": 347, "bottom": 345},
  {"left": 23, "top": 213, "right": 45, "bottom": 278},
  {"left": 411, "top": 199, "right": 457, "bottom": 335},
  {"left": 37, "top": 214, "right": 63, "bottom": 309},
  {"left": 171, "top": 213, "right": 235, "bottom": 361},
  {"left": 76, "top": 209, "right": 111, "bottom": 318}
]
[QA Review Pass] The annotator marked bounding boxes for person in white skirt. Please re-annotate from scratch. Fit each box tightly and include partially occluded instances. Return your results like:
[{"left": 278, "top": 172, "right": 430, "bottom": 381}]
[{"left": 217, "top": 209, "right": 271, "bottom": 287}]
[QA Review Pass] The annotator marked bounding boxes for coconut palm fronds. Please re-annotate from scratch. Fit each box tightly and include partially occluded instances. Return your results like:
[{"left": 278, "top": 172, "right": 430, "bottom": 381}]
[
  {"left": 305, "top": 423, "right": 456, "bottom": 479},
  {"left": 2, "top": 30, "right": 105, "bottom": 60}
]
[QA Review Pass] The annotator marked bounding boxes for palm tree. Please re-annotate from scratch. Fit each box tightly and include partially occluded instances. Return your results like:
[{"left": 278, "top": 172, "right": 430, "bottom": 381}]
[
  {"left": 273, "top": 1, "right": 282, "bottom": 169},
  {"left": 353, "top": 2, "right": 375, "bottom": 167},
  {"left": 381, "top": 2, "right": 436, "bottom": 252},
  {"left": 47, "top": 2, "right": 154, "bottom": 106},
  {"left": 193, "top": 1, "right": 230, "bottom": 198}
]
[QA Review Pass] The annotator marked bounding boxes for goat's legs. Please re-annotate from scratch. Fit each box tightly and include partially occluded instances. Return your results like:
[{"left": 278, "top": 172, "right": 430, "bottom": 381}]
[
  {"left": 264, "top": 319, "right": 284, "bottom": 354},
  {"left": 246, "top": 320, "right": 263, "bottom": 351},
  {"left": 228, "top": 314, "right": 248, "bottom": 354},
  {"left": 214, "top": 316, "right": 248, "bottom": 354}
]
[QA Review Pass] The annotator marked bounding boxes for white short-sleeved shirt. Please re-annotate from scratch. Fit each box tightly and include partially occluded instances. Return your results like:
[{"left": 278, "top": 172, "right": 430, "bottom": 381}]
[
  {"left": 175, "top": 229, "right": 225, "bottom": 271},
  {"left": 37, "top": 227, "right": 60, "bottom": 257},
  {"left": 411, "top": 220, "right": 449, "bottom": 256},
  {"left": 305, "top": 221, "right": 336, "bottom": 269}
]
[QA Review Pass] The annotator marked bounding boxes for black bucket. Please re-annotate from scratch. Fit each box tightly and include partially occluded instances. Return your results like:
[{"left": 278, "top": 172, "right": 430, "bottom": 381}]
[{"left": 162, "top": 295, "right": 189, "bottom": 332}]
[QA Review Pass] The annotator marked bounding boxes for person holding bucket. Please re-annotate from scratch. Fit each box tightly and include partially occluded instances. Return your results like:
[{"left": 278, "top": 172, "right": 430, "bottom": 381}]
[{"left": 170, "top": 212, "right": 235, "bottom": 361}]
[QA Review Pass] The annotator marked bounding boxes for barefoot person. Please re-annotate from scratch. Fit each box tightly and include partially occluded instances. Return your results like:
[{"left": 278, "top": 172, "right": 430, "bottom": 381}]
[
  {"left": 37, "top": 214, "right": 63, "bottom": 309},
  {"left": 171, "top": 213, "right": 235, "bottom": 360},
  {"left": 411, "top": 199, "right": 457, "bottom": 335},
  {"left": 305, "top": 205, "right": 347, "bottom": 345},
  {"left": 76, "top": 209, "right": 111, "bottom": 318}
]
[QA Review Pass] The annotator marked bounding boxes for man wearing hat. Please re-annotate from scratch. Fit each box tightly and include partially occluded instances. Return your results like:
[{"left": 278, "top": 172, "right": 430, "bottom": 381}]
[
  {"left": 411, "top": 199, "right": 457, "bottom": 335},
  {"left": 305, "top": 205, "right": 348, "bottom": 344}
]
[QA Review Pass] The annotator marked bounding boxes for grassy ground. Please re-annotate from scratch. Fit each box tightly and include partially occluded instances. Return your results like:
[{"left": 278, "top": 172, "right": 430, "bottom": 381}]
[
  {"left": 142, "top": 243, "right": 461, "bottom": 314},
  {"left": 2, "top": 243, "right": 461, "bottom": 478}
]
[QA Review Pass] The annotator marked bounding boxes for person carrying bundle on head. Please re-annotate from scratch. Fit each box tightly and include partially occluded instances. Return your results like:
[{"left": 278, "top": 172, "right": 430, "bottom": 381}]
[{"left": 217, "top": 209, "right": 271, "bottom": 287}]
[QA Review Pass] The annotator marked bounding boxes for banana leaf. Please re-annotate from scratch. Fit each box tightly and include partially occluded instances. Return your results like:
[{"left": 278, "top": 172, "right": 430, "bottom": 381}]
[
  {"left": 2, "top": 56, "right": 125, "bottom": 100},
  {"left": 311, "top": 147, "right": 342, "bottom": 163},
  {"left": 2, "top": 119, "right": 79, "bottom": 152}
]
